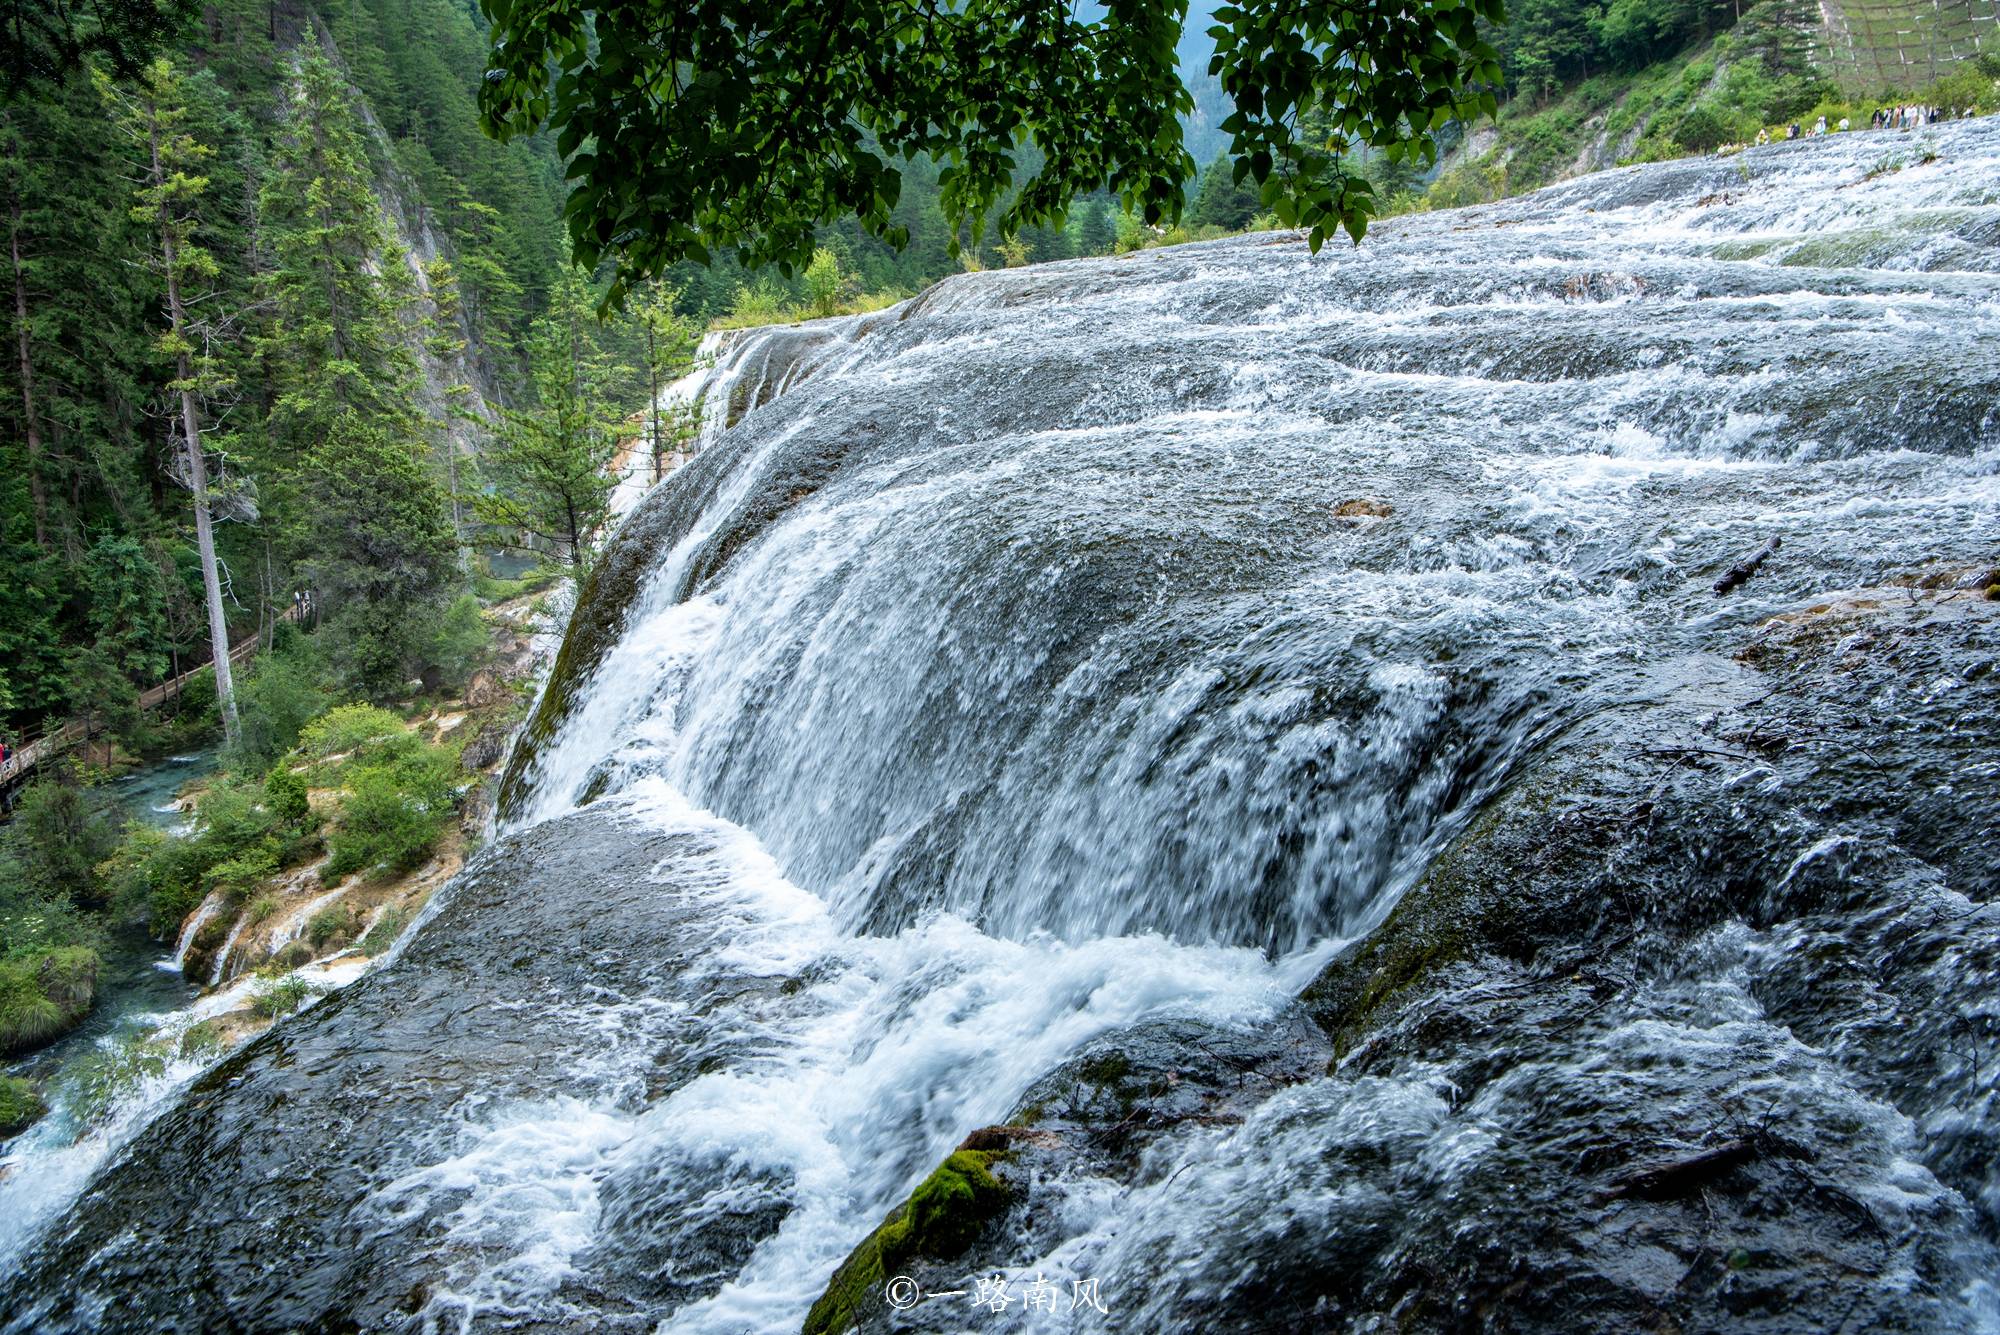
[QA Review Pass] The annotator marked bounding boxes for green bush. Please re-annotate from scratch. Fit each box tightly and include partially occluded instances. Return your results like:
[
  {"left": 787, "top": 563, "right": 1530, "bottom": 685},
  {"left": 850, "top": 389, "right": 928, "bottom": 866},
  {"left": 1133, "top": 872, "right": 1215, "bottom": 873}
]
[
  {"left": 193, "top": 783, "right": 277, "bottom": 864},
  {"left": 324, "top": 765, "right": 451, "bottom": 882},
  {"left": 226, "top": 644, "right": 329, "bottom": 771},
  {"left": 426, "top": 593, "right": 491, "bottom": 692},
  {"left": 1675, "top": 103, "right": 1733, "bottom": 152},
  {"left": 0, "top": 779, "right": 119, "bottom": 907},
  {"left": 264, "top": 764, "right": 311, "bottom": 824},
  {"left": 250, "top": 976, "right": 312, "bottom": 1018},
  {"left": 0, "top": 1073, "right": 47, "bottom": 1137},
  {"left": 246, "top": 893, "right": 280, "bottom": 924},
  {"left": 306, "top": 902, "right": 356, "bottom": 947},
  {"left": 102, "top": 823, "right": 210, "bottom": 937},
  {"left": 298, "top": 703, "right": 406, "bottom": 762},
  {"left": 210, "top": 844, "right": 279, "bottom": 904}
]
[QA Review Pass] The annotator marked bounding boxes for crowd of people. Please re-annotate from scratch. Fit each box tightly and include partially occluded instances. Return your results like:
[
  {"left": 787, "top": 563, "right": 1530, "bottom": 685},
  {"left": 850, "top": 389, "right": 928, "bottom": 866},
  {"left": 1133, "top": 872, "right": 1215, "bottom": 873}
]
[
  {"left": 1870, "top": 103, "right": 1953, "bottom": 129},
  {"left": 1752, "top": 102, "right": 1970, "bottom": 145}
]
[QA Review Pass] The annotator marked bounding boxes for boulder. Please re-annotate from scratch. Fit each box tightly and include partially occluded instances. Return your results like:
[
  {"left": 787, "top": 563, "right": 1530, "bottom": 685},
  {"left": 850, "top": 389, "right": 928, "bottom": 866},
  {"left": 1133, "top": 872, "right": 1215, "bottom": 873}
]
[
  {"left": 464, "top": 670, "right": 505, "bottom": 709},
  {"left": 459, "top": 724, "right": 512, "bottom": 773},
  {"left": 1332, "top": 498, "right": 1393, "bottom": 518}
]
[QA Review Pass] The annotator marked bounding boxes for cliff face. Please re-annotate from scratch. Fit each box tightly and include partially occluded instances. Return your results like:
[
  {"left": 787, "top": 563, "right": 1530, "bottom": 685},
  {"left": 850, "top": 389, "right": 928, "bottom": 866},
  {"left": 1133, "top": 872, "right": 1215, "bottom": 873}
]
[{"left": 1424, "top": 9, "right": 1997, "bottom": 207}]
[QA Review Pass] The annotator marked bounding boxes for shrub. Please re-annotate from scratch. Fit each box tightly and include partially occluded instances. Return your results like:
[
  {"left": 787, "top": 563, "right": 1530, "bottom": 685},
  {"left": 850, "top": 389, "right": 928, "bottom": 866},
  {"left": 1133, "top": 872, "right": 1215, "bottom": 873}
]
[
  {"left": 0, "top": 1073, "right": 47, "bottom": 1137},
  {"left": 724, "top": 279, "right": 790, "bottom": 328},
  {"left": 193, "top": 783, "right": 277, "bottom": 865},
  {"left": 426, "top": 594, "right": 491, "bottom": 693},
  {"left": 226, "top": 644, "right": 329, "bottom": 771},
  {"left": 246, "top": 894, "right": 279, "bottom": 924},
  {"left": 306, "top": 902, "right": 355, "bottom": 947},
  {"left": 101, "top": 824, "right": 210, "bottom": 937},
  {"left": 264, "top": 765, "right": 311, "bottom": 824},
  {"left": 250, "top": 977, "right": 313, "bottom": 1018},
  {"left": 324, "top": 766, "right": 450, "bottom": 882},
  {"left": 210, "top": 844, "right": 279, "bottom": 904},
  {"left": 1675, "top": 103, "right": 1733, "bottom": 153},
  {"left": 0, "top": 779, "right": 119, "bottom": 906},
  {"left": 298, "top": 704, "right": 406, "bottom": 762}
]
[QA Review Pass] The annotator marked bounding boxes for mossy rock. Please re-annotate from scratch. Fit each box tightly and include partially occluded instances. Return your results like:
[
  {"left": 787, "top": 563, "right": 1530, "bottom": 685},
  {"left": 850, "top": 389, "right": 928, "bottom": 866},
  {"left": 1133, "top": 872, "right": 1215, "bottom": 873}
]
[
  {"left": 0, "top": 1073, "right": 48, "bottom": 1137},
  {"left": 1301, "top": 792, "right": 1553, "bottom": 1057},
  {"left": 802, "top": 1149, "right": 1011, "bottom": 1335},
  {"left": 0, "top": 946, "right": 99, "bottom": 1055}
]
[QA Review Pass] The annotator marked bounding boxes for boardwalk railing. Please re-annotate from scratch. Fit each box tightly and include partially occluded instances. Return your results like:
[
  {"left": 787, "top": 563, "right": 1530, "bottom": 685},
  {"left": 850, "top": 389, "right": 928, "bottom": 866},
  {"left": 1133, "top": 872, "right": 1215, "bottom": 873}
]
[{"left": 0, "top": 610, "right": 298, "bottom": 799}]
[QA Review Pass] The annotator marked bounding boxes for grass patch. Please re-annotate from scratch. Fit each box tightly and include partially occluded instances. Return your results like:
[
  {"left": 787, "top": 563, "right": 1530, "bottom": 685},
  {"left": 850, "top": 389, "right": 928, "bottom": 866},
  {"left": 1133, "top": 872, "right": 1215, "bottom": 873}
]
[
  {"left": 0, "top": 947, "right": 98, "bottom": 1054},
  {"left": 358, "top": 903, "right": 410, "bottom": 955},
  {"left": 0, "top": 1074, "right": 48, "bottom": 1137}
]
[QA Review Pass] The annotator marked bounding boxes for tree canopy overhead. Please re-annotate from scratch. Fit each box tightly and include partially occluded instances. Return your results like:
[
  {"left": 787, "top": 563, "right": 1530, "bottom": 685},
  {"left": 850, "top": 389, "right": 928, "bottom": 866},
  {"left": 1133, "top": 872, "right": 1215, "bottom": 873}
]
[{"left": 478, "top": 0, "right": 1504, "bottom": 302}]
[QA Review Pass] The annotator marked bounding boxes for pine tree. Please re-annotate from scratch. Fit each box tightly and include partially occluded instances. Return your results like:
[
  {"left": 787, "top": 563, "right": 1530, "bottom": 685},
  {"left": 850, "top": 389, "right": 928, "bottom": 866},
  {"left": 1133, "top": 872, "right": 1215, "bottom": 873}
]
[
  {"left": 621, "top": 279, "right": 698, "bottom": 484},
  {"left": 1, "top": 79, "right": 155, "bottom": 559},
  {"left": 1076, "top": 197, "right": 1116, "bottom": 255},
  {"left": 105, "top": 56, "right": 243, "bottom": 738},
  {"left": 300, "top": 417, "right": 456, "bottom": 695},
  {"left": 256, "top": 46, "right": 421, "bottom": 454},
  {"left": 420, "top": 255, "right": 473, "bottom": 543},
  {"left": 255, "top": 46, "right": 454, "bottom": 695},
  {"left": 477, "top": 268, "right": 623, "bottom": 569}
]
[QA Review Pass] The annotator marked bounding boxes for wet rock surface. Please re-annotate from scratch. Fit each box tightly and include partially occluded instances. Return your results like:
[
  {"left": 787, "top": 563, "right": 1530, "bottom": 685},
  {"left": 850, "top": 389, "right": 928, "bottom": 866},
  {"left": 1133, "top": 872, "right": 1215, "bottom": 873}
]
[
  {"left": 813, "top": 1011, "right": 1333, "bottom": 1334},
  {"left": 0, "top": 808, "right": 792, "bottom": 1334},
  {"left": 818, "top": 588, "right": 2000, "bottom": 1334}
]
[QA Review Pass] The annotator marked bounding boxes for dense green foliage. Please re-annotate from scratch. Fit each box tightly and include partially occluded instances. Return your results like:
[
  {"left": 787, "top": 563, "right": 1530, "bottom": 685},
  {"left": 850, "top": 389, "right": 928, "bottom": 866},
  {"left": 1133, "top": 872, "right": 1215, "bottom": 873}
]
[
  {"left": 479, "top": 0, "right": 1504, "bottom": 301},
  {"left": 0, "top": 0, "right": 582, "bottom": 747},
  {"left": 476, "top": 270, "right": 625, "bottom": 569}
]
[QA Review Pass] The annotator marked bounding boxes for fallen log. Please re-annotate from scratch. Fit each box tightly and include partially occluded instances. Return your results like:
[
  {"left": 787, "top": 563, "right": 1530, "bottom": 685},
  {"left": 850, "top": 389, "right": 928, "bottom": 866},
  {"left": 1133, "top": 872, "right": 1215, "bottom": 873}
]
[{"left": 1715, "top": 537, "right": 1782, "bottom": 595}]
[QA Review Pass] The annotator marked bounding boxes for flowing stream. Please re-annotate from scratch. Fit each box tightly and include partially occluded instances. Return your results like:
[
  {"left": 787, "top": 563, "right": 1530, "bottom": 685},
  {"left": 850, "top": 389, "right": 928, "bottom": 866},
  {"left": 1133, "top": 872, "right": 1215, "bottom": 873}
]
[
  {"left": 3, "top": 124, "right": 1998, "bottom": 1332},
  {"left": 0, "top": 751, "right": 210, "bottom": 1266}
]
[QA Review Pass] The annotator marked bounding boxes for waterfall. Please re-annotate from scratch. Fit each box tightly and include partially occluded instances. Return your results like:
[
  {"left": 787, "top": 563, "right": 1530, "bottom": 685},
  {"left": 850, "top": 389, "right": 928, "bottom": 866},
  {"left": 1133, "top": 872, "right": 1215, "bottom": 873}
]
[
  {"left": 167, "top": 890, "right": 224, "bottom": 972},
  {"left": 267, "top": 886, "right": 347, "bottom": 952},
  {"left": 6, "top": 123, "right": 1999, "bottom": 1334},
  {"left": 610, "top": 316, "right": 892, "bottom": 523},
  {"left": 206, "top": 912, "right": 249, "bottom": 988}
]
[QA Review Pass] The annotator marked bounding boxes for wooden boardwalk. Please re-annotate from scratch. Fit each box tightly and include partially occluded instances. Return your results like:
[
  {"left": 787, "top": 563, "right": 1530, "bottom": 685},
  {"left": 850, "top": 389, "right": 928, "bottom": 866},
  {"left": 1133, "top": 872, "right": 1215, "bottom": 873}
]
[{"left": 0, "top": 614, "right": 291, "bottom": 802}]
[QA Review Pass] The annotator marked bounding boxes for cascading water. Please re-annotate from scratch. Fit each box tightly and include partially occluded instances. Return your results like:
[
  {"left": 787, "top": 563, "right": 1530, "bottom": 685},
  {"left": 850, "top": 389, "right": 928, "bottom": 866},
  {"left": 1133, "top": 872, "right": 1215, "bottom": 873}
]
[
  {"left": 168, "top": 889, "right": 225, "bottom": 972},
  {"left": 4, "top": 124, "right": 1998, "bottom": 1333},
  {"left": 205, "top": 911, "right": 250, "bottom": 987},
  {"left": 267, "top": 885, "right": 348, "bottom": 951}
]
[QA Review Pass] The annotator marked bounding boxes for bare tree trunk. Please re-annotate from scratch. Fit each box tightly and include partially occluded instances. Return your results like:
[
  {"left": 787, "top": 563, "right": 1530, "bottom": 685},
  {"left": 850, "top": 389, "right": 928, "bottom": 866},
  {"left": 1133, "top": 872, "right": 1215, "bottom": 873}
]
[
  {"left": 648, "top": 325, "right": 663, "bottom": 484},
  {"left": 10, "top": 200, "right": 49, "bottom": 549},
  {"left": 446, "top": 434, "right": 464, "bottom": 542},
  {"left": 153, "top": 123, "right": 239, "bottom": 740}
]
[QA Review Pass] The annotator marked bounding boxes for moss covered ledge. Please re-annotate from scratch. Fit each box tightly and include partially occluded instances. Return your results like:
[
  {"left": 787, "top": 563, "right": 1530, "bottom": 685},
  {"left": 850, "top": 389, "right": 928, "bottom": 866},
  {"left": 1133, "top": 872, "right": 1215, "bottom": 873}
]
[
  {"left": 802, "top": 1144, "right": 1013, "bottom": 1335},
  {"left": 0, "top": 1073, "right": 49, "bottom": 1138}
]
